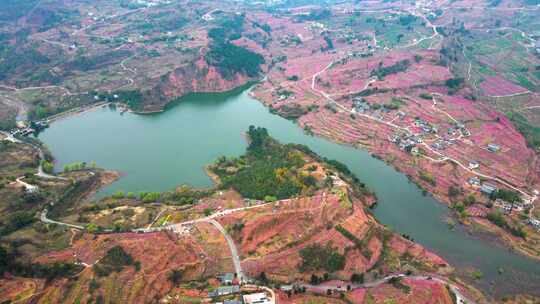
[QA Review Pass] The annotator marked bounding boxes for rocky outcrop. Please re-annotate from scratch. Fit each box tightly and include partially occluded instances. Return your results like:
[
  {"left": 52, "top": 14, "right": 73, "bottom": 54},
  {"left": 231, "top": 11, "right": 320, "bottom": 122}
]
[{"left": 137, "top": 57, "right": 256, "bottom": 113}]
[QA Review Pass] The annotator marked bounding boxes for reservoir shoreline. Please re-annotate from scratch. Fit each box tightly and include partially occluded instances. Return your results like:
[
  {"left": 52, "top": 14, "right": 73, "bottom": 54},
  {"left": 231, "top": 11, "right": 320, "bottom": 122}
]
[{"left": 38, "top": 86, "right": 540, "bottom": 298}]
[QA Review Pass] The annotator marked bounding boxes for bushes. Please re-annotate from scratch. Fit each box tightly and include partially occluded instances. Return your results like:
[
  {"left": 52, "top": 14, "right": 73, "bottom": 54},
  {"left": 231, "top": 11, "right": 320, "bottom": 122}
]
[
  {"left": 0, "top": 46, "right": 49, "bottom": 81},
  {"left": 419, "top": 171, "right": 436, "bottom": 186},
  {"left": 370, "top": 60, "right": 410, "bottom": 80},
  {"left": 20, "top": 191, "right": 45, "bottom": 204},
  {"left": 141, "top": 192, "right": 161, "bottom": 203},
  {"left": 168, "top": 269, "right": 183, "bottom": 285},
  {"left": 287, "top": 75, "right": 299, "bottom": 81},
  {"left": 114, "top": 90, "right": 144, "bottom": 110},
  {"left": 204, "top": 14, "right": 263, "bottom": 78},
  {"left": 0, "top": 211, "right": 35, "bottom": 236},
  {"left": 0, "top": 246, "right": 83, "bottom": 280},
  {"left": 388, "top": 277, "right": 411, "bottom": 293},
  {"left": 487, "top": 211, "right": 527, "bottom": 238},
  {"left": 41, "top": 160, "right": 54, "bottom": 174},
  {"left": 17, "top": 262, "right": 83, "bottom": 281},
  {"left": 205, "top": 42, "right": 264, "bottom": 79},
  {"left": 509, "top": 226, "right": 527, "bottom": 238},
  {"left": 322, "top": 36, "right": 334, "bottom": 51},
  {"left": 214, "top": 126, "right": 306, "bottom": 200},
  {"left": 112, "top": 191, "right": 125, "bottom": 199},
  {"left": 335, "top": 225, "right": 362, "bottom": 248},
  {"left": 167, "top": 187, "right": 210, "bottom": 205},
  {"left": 448, "top": 186, "right": 462, "bottom": 199},
  {"left": 398, "top": 14, "right": 417, "bottom": 26},
  {"left": 384, "top": 97, "right": 406, "bottom": 110},
  {"left": 299, "top": 243, "right": 345, "bottom": 272},
  {"left": 203, "top": 208, "right": 213, "bottom": 216},
  {"left": 491, "top": 189, "right": 522, "bottom": 203},
  {"left": 294, "top": 9, "right": 331, "bottom": 22},
  {"left": 93, "top": 246, "right": 134, "bottom": 277},
  {"left": 445, "top": 78, "right": 464, "bottom": 94},
  {"left": 506, "top": 112, "right": 540, "bottom": 150},
  {"left": 208, "top": 14, "right": 245, "bottom": 43},
  {"left": 0, "top": 246, "right": 8, "bottom": 274},
  {"left": 336, "top": 225, "right": 373, "bottom": 258},
  {"left": 278, "top": 103, "right": 307, "bottom": 119},
  {"left": 213, "top": 126, "right": 370, "bottom": 201},
  {"left": 63, "top": 161, "right": 86, "bottom": 172},
  {"left": 419, "top": 93, "right": 433, "bottom": 100},
  {"left": 351, "top": 273, "right": 364, "bottom": 284},
  {"left": 70, "top": 50, "right": 132, "bottom": 72}
]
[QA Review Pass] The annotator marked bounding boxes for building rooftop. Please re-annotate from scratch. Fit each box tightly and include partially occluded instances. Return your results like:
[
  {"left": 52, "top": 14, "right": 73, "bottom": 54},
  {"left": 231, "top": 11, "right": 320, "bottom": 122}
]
[
  {"left": 487, "top": 143, "right": 501, "bottom": 152},
  {"left": 243, "top": 292, "right": 271, "bottom": 304},
  {"left": 219, "top": 273, "right": 235, "bottom": 282},
  {"left": 209, "top": 286, "right": 240, "bottom": 298},
  {"left": 480, "top": 183, "right": 497, "bottom": 194}
]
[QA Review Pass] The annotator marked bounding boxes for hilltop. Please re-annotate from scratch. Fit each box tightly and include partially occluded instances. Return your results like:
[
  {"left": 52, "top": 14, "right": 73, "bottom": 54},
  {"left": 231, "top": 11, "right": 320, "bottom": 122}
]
[{"left": 0, "top": 127, "right": 481, "bottom": 303}]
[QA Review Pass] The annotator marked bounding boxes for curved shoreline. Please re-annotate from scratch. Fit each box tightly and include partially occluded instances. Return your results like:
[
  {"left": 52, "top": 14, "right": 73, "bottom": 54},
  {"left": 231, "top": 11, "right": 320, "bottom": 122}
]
[
  {"left": 37, "top": 82, "right": 539, "bottom": 263},
  {"left": 36, "top": 83, "right": 540, "bottom": 298}
]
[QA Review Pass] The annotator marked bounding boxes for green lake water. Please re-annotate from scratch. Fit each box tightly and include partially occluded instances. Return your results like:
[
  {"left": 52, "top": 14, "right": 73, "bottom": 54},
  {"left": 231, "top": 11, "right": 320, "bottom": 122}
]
[{"left": 38, "top": 87, "right": 540, "bottom": 298}]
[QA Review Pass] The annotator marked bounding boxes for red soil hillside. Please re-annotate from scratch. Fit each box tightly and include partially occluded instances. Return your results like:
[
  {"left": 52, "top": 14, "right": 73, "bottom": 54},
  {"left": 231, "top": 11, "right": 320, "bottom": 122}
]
[
  {"left": 218, "top": 190, "right": 449, "bottom": 283},
  {"left": 346, "top": 278, "right": 455, "bottom": 304},
  {"left": 135, "top": 55, "right": 257, "bottom": 112},
  {"left": 27, "top": 229, "right": 231, "bottom": 304}
]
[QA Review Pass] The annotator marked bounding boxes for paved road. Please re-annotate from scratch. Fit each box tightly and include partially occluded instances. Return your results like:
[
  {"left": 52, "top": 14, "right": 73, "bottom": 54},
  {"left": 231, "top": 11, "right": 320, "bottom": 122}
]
[
  {"left": 40, "top": 209, "right": 84, "bottom": 230},
  {"left": 0, "top": 131, "right": 21, "bottom": 143},
  {"left": 15, "top": 177, "right": 38, "bottom": 193},
  {"left": 208, "top": 219, "right": 245, "bottom": 283},
  {"left": 2, "top": 134, "right": 80, "bottom": 229},
  {"left": 310, "top": 55, "right": 538, "bottom": 209},
  {"left": 301, "top": 274, "right": 475, "bottom": 304},
  {"left": 135, "top": 201, "right": 274, "bottom": 233},
  {"left": 34, "top": 147, "right": 68, "bottom": 180}
]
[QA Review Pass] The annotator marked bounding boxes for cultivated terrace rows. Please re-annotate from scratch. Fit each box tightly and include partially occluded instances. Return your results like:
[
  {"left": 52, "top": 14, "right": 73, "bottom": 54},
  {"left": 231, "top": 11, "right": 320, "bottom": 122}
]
[{"left": 247, "top": 1, "right": 540, "bottom": 259}]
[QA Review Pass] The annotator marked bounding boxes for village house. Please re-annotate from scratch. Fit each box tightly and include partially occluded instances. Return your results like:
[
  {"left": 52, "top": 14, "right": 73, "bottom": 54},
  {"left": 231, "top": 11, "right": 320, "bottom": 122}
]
[
  {"left": 431, "top": 141, "right": 445, "bottom": 150},
  {"left": 487, "top": 143, "right": 501, "bottom": 153},
  {"left": 280, "top": 285, "right": 294, "bottom": 292},
  {"left": 529, "top": 218, "right": 540, "bottom": 230},
  {"left": 390, "top": 134, "right": 401, "bottom": 143},
  {"left": 218, "top": 273, "right": 236, "bottom": 285},
  {"left": 468, "top": 177, "right": 481, "bottom": 187},
  {"left": 20, "top": 128, "right": 36, "bottom": 137},
  {"left": 215, "top": 300, "right": 242, "bottom": 304},
  {"left": 22, "top": 182, "right": 39, "bottom": 193},
  {"left": 494, "top": 199, "right": 518, "bottom": 213},
  {"left": 399, "top": 140, "right": 415, "bottom": 151},
  {"left": 480, "top": 183, "right": 497, "bottom": 195},
  {"left": 243, "top": 292, "right": 272, "bottom": 304},
  {"left": 468, "top": 161, "right": 479, "bottom": 170},
  {"left": 208, "top": 286, "right": 240, "bottom": 298},
  {"left": 353, "top": 98, "right": 370, "bottom": 113}
]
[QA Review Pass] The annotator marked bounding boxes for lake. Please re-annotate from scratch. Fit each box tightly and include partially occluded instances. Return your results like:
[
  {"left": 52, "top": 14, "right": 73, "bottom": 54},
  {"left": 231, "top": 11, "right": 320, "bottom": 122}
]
[{"left": 38, "top": 87, "right": 540, "bottom": 297}]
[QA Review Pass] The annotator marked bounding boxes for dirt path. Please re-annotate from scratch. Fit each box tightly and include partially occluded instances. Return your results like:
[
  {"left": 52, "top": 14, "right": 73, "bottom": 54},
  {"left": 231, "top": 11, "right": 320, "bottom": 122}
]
[
  {"left": 301, "top": 274, "right": 475, "bottom": 304},
  {"left": 401, "top": 7, "right": 441, "bottom": 50}
]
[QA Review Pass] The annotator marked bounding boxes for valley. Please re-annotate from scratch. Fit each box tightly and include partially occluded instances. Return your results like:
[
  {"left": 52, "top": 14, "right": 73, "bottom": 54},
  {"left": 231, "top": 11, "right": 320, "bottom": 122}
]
[{"left": 1, "top": 0, "right": 540, "bottom": 303}]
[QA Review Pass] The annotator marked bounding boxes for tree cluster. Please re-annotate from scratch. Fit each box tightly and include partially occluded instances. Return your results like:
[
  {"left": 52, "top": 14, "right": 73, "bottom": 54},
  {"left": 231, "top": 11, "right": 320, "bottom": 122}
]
[{"left": 299, "top": 243, "right": 345, "bottom": 273}]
